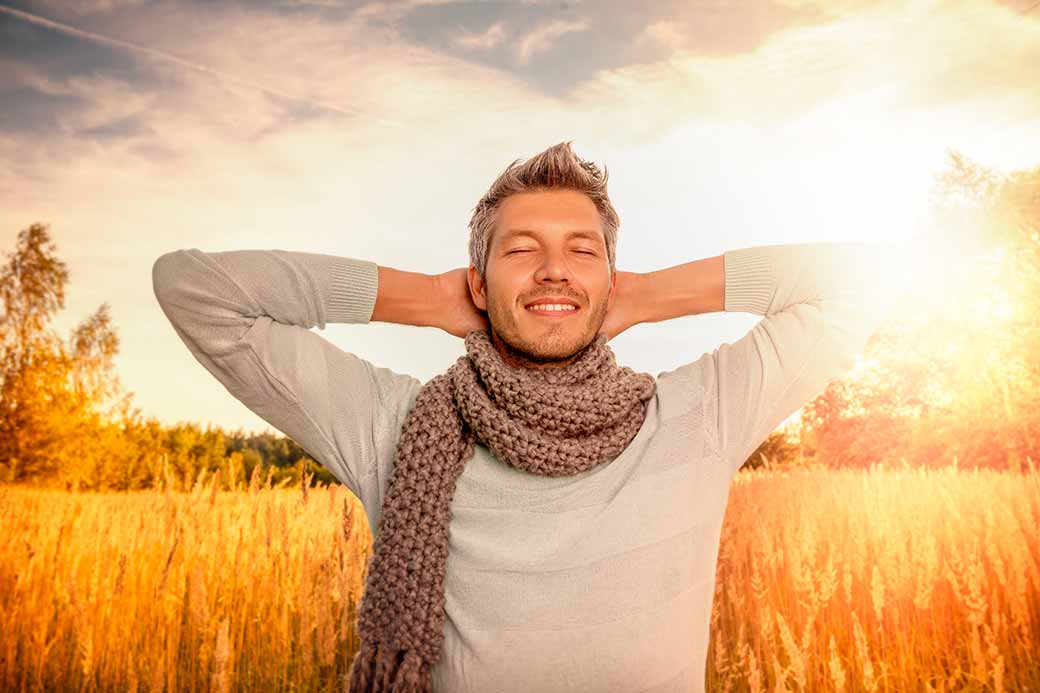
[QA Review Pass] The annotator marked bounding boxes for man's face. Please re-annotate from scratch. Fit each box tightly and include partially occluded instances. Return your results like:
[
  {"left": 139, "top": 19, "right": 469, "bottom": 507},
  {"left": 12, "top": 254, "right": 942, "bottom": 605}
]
[{"left": 467, "top": 189, "right": 616, "bottom": 370}]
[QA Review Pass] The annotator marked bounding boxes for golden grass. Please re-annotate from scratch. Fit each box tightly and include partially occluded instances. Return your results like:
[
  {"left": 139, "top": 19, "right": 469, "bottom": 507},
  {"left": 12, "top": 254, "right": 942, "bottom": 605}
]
[
  {"left": 0, "top": 463, "right": 1037, "bottom": 691},
  {"left": 709, "top": 463, "right": 1040, "bottom": 692},
  {"left": 0, "top": 469, "right": 372, "bottom": 692}
]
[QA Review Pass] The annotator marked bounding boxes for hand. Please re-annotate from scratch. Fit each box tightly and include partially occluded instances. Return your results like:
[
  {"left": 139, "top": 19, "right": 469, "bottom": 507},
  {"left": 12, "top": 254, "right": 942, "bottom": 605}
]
[
  {"left": 600, "top": 270, "right": 643, "bottom": 342},
  {"left": 433, "top": 268, "right": 491, "bottom": 339}
]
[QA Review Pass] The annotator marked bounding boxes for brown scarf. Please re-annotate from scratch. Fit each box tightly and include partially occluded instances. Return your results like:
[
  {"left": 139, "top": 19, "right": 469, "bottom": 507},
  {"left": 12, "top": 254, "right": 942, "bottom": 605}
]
[{"left": 345, "top": 328, "right": 657, "bottom": 692}]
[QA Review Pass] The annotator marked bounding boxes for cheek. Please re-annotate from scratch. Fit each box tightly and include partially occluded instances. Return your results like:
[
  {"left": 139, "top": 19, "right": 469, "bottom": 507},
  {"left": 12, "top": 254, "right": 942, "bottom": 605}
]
[
  {"left": 490, "top": 277, "right": 521, "bottom": 307},
  {"left": 485, "top": 287, "right": 512, "bottom": 315}
]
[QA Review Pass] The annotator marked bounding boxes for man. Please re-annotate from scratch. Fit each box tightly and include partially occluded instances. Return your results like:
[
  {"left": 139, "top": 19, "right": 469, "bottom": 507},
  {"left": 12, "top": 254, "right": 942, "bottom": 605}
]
[{"left": 152, "top": 141, "right": 904, "bottom": 692}]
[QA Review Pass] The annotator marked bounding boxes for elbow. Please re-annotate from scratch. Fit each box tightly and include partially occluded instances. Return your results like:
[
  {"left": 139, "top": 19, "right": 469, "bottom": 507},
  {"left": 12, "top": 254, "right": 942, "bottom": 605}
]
[
  {"left": 824, "top": 319, "right": 873, "bottom": 376},
  {"left": 152, "top": 250, "right": 189, "bottom": 307},
  {"left": 820, "top": 293, "right": 885, "bottom": 349}
]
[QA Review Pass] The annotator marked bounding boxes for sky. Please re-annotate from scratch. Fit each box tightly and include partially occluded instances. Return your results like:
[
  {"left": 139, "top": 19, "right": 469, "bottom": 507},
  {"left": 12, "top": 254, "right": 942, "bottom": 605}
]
[{"left": 1, "top": 0, "right": 1038, "bottom": 435}]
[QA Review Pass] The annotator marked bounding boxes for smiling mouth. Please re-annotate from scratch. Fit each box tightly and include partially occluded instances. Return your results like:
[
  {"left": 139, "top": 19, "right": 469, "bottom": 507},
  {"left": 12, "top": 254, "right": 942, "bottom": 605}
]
[{"left": 525, "top": 305, "right": 580, "bottom": 317}]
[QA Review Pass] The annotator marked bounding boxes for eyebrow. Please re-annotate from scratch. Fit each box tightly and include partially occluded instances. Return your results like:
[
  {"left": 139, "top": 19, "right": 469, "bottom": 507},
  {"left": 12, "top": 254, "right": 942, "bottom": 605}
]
[{"left": 500, "top": 229, "right": 603, "bottom": 243}]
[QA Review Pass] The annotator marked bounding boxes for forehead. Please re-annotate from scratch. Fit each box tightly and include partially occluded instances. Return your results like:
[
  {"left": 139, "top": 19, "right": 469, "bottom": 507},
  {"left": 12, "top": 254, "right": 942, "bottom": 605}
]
[
  {"left": 494, "top": 190, "right": 604, "bottom": 245},
  {"left": 498, "top": 228, "right": 603, "bottom": 243}
]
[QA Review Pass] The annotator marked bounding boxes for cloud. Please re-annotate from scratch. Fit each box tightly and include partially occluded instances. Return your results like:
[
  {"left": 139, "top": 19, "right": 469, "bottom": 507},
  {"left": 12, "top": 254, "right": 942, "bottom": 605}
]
[
  {"left": 635, "top": 20, "right": 686, "bottom": 52},
  {"left": 891, "top": 0, "right": 1040, "bottom": 108},
  {"left": 0, "top": 3, "right": 392, "bottom": 130},
  {"left": 0, "top": 0, "right": 561, "bottom": 222},
  {"left": 454, "top": 20, "right": 507, "bottom": 51},
  {"left": 351, "top": 0, "right": 459, "bottom": 25},
  {"left": 512, "top": 16, "right": 591, "bottom": 66},
  {"left": 27, "top": 67, "right": 155, "bottom": 133},
  {"left": 3, "top": 0, "right": 1038, "bottom": 170},
  {"left": 21, "top": 0, "right": 150, "bottom": 19},
  {"left": 277, "top": 0, "right": 346, "bottom": 6},
  {"left": 565, "top": 0, "right": 1040, "bottom": 135},
  {"left": 386, "top": 0, "right": 828, "bottom": 98}
]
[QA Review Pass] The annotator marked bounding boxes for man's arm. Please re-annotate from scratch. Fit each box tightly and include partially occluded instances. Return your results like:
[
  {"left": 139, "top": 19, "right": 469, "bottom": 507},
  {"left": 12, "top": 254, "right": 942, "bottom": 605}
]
[
  {"left": 634, "top": 254, "right": 726, "bottom": 323},
  {"left": 151, "top": 248, "right": 431, "bottom": 514},
  {"left": 648, "top": 241, "right": 909, "bottom": 473}
]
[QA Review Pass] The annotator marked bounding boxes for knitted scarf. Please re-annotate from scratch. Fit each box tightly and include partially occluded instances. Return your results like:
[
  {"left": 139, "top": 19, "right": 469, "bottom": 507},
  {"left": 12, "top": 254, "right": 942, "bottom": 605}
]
[{"left": 345, "top": 328, "right": 657, "bottom": 692}]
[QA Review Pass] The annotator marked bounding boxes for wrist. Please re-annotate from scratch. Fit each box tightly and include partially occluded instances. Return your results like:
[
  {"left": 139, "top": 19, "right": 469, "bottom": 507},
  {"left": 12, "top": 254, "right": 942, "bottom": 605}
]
[
  {"left": 630, "top": 271, "right": 650, "bottom": 326},
  {"left": 618, "top": 270, "right": 649, "bottom": 327},
  {"left": 639, "top": 255, "right": 725, "bottom": 323},
  {"left": 372, "top": 265, "right": 441, "bottom": 328},
  {"left": 427, "top": 272, "right": 450, "bottom": 331}
]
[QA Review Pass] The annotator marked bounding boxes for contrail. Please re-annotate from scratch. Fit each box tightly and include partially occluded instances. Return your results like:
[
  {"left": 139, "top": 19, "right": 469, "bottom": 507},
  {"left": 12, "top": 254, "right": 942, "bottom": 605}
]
[{"left": 0, "top": 3, "right": 407, "bottom": 129}]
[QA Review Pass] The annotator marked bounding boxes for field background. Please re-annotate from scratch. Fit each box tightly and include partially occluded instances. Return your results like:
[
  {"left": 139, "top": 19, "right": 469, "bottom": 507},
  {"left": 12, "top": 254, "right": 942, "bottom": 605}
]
[
  {"left": 3, "top": 109, "right": 1040, "bottom": 693},
  {"left": 3, "top": 0, "right": 1040, "bottom": 690},
  {"left": 2, "top": 462, "right": 1037, "bottom": 692}
]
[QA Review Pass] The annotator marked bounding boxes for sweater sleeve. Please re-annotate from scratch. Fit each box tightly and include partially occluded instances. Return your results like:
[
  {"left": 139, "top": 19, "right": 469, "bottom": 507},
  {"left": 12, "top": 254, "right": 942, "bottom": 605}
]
[
  {"left": 151, "top": 248, "right": 422, "bottom": 510},
  {"left": 663, "top": 241, "right": 908, "bottom": 474}
]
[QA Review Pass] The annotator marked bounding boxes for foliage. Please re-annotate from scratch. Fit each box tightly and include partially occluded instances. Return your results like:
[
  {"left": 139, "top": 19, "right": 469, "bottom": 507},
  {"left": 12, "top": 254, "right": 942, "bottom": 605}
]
[
  {"left": 0, "top": 224, "right": 338, "bottom": 491},
  {"left": 742, "top": 430, "right": 803, "bottom": 471},
  {"left": 796, "top": 149, "right": 1040, "bottom": 472},
  {"left": 0, "top": 222, "right": 122, "bottom": 483}
]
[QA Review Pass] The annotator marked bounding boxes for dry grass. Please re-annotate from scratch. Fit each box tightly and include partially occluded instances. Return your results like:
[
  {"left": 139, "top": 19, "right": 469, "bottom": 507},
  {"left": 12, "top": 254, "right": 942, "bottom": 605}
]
[
  {"left": 0, "top": 468, "right": 372, "bottom": 692},
  {"left": 0, "top": 463, "right": 1037, "bottom": 691},
  {"left": 709, "top": 463, "right": 1040, "bottom": 692}
]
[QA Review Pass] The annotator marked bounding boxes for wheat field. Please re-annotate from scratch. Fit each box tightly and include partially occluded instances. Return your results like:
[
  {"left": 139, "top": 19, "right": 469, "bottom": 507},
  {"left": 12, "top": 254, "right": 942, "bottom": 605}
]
[{"left": 1, "top": 463, "right": 1037, "bottom": 692}]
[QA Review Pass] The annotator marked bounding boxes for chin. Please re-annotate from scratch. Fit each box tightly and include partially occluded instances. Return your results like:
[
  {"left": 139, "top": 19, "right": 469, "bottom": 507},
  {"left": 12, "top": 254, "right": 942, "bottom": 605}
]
[
  {"left": 492, "top": 321, "right": 573, "bottom": 357},
  {"left": 529, "top": 329, "right": 592, "bottom": 354}
]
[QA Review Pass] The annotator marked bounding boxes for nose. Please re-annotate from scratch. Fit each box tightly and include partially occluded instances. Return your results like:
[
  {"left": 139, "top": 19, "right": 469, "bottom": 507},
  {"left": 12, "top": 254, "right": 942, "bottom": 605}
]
[{"left": 533, "top": 247, "right": 572, "bottom": 285}]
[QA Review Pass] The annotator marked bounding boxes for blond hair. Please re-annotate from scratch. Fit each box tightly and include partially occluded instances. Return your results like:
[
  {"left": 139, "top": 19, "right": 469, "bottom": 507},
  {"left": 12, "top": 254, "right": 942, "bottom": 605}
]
[{"left": 467, "top": 140, "right": 619, "bottom": 279}]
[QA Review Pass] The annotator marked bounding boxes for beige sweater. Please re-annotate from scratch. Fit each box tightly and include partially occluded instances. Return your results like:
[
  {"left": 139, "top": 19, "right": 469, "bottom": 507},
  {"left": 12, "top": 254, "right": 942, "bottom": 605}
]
[{"left": 152, "top": 241, "right": 901, "bottom": 692}]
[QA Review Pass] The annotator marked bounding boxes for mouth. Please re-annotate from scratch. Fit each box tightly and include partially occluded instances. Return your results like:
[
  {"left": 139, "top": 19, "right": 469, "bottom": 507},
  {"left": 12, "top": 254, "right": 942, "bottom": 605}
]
[{"left": 524, "top": 304, "right": 581, "bottom": 318}]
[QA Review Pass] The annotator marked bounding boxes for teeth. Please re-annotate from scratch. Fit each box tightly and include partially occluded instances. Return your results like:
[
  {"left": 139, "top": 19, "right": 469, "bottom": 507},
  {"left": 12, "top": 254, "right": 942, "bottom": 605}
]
[{"left": 527, "top": 304, "right": 576, "bottom": 312}]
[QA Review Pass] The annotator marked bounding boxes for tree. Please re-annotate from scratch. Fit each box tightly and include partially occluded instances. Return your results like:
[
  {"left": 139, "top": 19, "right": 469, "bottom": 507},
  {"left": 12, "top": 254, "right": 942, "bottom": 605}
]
[
  {"left": 0, "top": 223, "right": 124, "bottom": 484},
  {"left": 799, "top": 150, "right": 1040, "bottom": 470},
  {"left": 740, "top": 429, "right": 802, "bottom": 471}
]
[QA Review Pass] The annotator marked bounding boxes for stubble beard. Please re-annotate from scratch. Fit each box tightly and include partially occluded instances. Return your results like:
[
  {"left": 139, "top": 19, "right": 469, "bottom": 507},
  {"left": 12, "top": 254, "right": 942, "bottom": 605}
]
[{"left": 486, "top": 293, "right": 607, "bottom": 369}]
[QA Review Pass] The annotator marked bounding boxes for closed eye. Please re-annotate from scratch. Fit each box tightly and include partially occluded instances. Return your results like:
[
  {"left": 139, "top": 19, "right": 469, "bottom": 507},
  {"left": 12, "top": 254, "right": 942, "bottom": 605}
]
[{"left": 507, "top": 249, "right": 597, "bottom": 255}]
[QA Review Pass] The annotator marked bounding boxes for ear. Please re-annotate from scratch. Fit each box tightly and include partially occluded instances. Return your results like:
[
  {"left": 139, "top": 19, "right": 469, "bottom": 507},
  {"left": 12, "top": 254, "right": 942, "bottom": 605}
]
[
  {"left": 468, "top": 265, "right": 488, "bottom": 311},
  {"left": 606, "top": 268, "right": 617, "bottom": 312}
]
